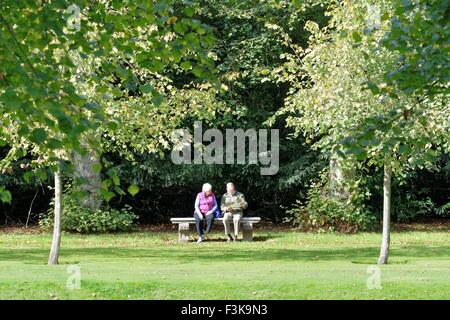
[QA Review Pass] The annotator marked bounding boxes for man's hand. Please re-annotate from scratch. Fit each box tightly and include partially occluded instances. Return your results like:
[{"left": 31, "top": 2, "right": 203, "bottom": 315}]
[
  {"left": 197, "top": 212, "right": 204, "bottom": 220},
  {"left": 206, "top": 210, "right": 213, "bottom": 216},
  {"left": 237, "top": 198, "right": 246, "bottom": 208}
]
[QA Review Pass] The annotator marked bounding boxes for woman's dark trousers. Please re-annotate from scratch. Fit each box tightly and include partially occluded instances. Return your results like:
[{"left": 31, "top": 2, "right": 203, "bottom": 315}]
[{"left": 194, "top": 213, "right": 215, "bottom": 237}]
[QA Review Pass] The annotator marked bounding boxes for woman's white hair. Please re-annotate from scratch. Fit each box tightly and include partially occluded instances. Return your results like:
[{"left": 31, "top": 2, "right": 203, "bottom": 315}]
[{"left": 202, "top": 183, "right": 212, "bottom": 193}]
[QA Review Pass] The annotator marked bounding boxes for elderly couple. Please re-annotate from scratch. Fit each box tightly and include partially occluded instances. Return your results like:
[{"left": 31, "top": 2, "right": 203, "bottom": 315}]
[{"left": 194, "top": 182, "right": 248, "bottom": 243}]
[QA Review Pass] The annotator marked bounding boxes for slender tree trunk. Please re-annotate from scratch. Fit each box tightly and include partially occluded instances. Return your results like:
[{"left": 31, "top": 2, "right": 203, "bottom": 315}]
[
  {"left": 25, "top": 189, "right": 38, "bottom": 228},
  {"left": 48, "top": 166, "right": 62, "bottom": 265},
  {"left": 378, "top": 163, "right": 392, "bottom": 265}
]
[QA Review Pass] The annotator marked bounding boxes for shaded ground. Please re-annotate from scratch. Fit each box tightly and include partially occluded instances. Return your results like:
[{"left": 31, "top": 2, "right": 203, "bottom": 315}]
[{"left": 2, "top": 218, "right": 449, "bottom": 234}]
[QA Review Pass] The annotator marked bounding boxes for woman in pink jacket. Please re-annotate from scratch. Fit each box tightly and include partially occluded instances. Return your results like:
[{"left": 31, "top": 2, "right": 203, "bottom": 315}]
[{"left": 194, "top": 183, "right": 218, "bottom": 243}]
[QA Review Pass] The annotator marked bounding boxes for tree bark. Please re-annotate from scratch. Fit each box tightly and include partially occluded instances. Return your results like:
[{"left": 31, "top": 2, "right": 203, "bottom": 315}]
[
  {"left": 48, "top": 166, "right": 62, "bottom": 265},
  {"left": 329, "top": 157, "right": 355, "bottom": 199},
  {"left": 378, "top": 163, "right": 392, "bottom": 265},
  {"left": 72, "top": 148, "right": 102, "bottom": 210}
]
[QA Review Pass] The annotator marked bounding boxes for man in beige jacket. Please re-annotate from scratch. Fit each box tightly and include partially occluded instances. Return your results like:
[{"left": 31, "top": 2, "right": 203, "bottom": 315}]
[{"left": 220, "top": 182, "right": 248, "bottom": 242}]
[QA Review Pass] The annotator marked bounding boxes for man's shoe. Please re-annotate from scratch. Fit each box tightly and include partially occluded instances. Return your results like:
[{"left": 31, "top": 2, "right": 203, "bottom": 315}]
[
  {"left": 197, "top": 236, "right": 204, "bottom": 243},
  {"left": 226, "top": 234, "right": 233, "bottom": 242},
  {"left": 233, "top": 235, "right": 238, "bottom": 242}
]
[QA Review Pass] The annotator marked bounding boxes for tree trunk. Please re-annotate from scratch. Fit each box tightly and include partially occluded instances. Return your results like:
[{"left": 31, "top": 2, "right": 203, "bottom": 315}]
[
  {"left": 72, "top": 148, "right": 102, "bottom": 210},
  {"left": 48, "top": 166, "right": 62, "bottom": 265},
  {"left": 329, "top": 157, "right": 355, "bottom": 199},
  {"left": 378, "top": 163, "right": 392, "bottom": 265}
]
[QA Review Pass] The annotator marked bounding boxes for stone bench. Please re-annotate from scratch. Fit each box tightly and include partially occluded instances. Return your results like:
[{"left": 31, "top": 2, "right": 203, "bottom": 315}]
[{"left": 170, "top": 217, "right": 261, "bottom": 242}]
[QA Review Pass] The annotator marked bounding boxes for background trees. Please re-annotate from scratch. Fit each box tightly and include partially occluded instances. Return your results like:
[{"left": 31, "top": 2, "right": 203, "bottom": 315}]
[
  {"left": 0, "top": 0, "right": 217, "bottom": 201},
  {"left": 0, "top": 0, "right": 448, "bottom": 265},
  {"left": 272, "top": 0, "right": 448, "bottom": 263},
  {"left": 381, "top": 0, "right": 449, "bottom": 98},
  {"left": 1, "top": 0, "right": 220, "bottom": 264}
]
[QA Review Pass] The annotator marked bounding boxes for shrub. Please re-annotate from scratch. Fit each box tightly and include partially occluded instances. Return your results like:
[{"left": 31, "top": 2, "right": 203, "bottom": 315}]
[
  {"left": 394, "top": 193, "right": 450, "bottom": 222},
  {"left": 393, "top": 193, "right": 435, "bottom": 222},
  {"left": 285, "top": 175, "right": 375, "bottom": 233},
  {"left": 39, "top": 195, "right": 138, "bottom": 233}
]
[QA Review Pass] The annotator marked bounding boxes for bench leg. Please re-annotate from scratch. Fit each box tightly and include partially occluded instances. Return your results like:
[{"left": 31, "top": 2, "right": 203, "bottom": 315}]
[
  {"left": 178, "top": 223, "right": 191, "bottom": 242},
  {"left": 242, "top": 222, "right": 253, "bottom": 241}
]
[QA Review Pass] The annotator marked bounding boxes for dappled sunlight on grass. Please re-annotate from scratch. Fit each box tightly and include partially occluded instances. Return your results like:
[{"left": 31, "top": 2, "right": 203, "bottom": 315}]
[{"left": 0, "top": 228, "right": 448, "bottom": 299}]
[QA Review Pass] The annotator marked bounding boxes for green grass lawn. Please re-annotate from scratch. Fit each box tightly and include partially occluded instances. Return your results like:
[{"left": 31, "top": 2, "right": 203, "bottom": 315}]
[{"left": 0, "top": 224, "right": 449, "bottom": 300}]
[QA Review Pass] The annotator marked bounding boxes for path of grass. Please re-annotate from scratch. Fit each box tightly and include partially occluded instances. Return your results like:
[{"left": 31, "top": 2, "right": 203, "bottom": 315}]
[{"left": 0, "top": 226, "right": 449, "bottom": 299}]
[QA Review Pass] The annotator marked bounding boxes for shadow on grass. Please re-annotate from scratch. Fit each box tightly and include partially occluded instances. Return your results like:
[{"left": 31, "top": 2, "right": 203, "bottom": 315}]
[
  {"left": 189, "top": 235, "right": 279, "bottom": 242},
  {"left": 1, "top": 245, "right": 449, "bottom": 265},
  {"left": 392, "top": 224, "right": 450, "bottom": 233}
]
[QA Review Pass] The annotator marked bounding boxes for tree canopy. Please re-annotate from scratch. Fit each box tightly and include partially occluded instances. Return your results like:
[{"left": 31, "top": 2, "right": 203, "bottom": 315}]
[{"left": 0, "top": 0, "right": 448, "bottom": 265}]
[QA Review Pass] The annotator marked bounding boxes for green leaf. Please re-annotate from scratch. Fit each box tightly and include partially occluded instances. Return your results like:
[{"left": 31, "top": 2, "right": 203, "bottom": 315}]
[
  {"left": 107, "top": 121, "right": 118, "bottom": 131},
  {"left": 101, "top": 179, "right": 112, "bottom": 189},
  {"left": 423, "top": 149, "right": 438, "bottom": 163},
  {"left": 114, "top": 186, "right": 126, "bottom": 196},
  {"left": 180, "top": 61, "right": 192, "bottom": 71},
  {"left": 196, "top": 26, "right": 206, "bottom": 35},
  {"left": 127, "top": 184, "right": 139, "bottom": 196},
  {"left": 0, "top": 188, "right": 12, "bottom": 203},
  {"left": 352, "top": 31, "right": 362, "bottom": 43},
  {"left": 30, "top": 128, "right": 47, "bottom": 144},
  {"left": 192, "top": 66, "right": 205, "bottom": 78},
  {"left": 398, "top": 144, "right": 412, "bottom": 156},
  {"left": 140, "top": 84, "right": 153, "bottom": 94},
  {"left": 24, "top": 171, "right": 33, "bottom": 183},
  {"left": 183, "top": 7, "right": 194, "bottom": 17},
  {"left": 92, "top": 163, "right": 102, "bottom": 174},
  {"left": 174, "top": 22, "right": 187, "bottom": 34},
  {"left": 112, "top": 174, "right": 120, "bottom": 186},
  {"left": 46, "top": 138, "right": 63, "bottom": 149},
  {"left": 151, "top": 93, "right": 165, "bottom": 106},
  {"left": 18, "top": 126, "right": 30, "bottom": 137},
  {"left": 100, "top": 190, "right": 116, "bottom": 202},
  {"left": 37, "top": 169, "right": 47, "bottom": 181},
  {"left": 367, "top": 81, "right": 380, "bottom": 94}
]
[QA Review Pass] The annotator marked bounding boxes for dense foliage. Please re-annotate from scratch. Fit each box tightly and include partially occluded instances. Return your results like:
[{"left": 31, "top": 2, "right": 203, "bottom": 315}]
[
  {"left": 0, "top": 0, "right": 448, "bottom": 233},
  {"left": 39, "top": 190, "right": 137, "bottom": 233}
]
